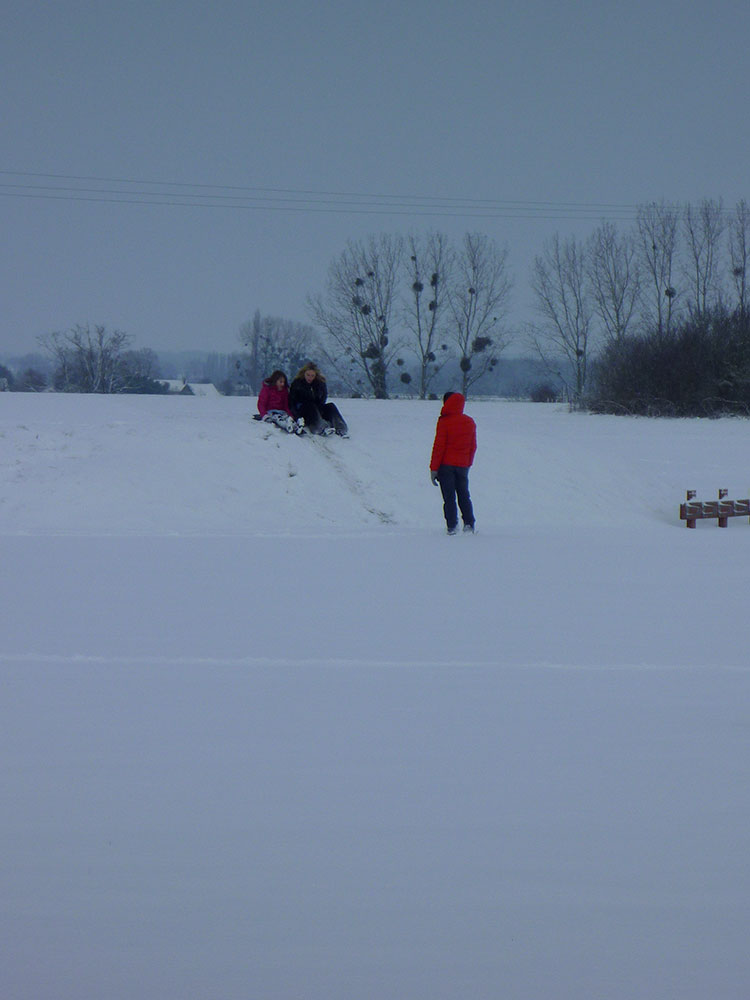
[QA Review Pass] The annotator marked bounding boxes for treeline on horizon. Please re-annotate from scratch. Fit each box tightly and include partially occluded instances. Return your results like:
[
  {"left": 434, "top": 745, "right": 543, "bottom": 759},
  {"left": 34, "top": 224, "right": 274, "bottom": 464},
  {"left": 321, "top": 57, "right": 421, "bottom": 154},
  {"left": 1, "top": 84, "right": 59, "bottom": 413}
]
[{"left": 3, "top": 197, "right": 750, "bottom": 415}]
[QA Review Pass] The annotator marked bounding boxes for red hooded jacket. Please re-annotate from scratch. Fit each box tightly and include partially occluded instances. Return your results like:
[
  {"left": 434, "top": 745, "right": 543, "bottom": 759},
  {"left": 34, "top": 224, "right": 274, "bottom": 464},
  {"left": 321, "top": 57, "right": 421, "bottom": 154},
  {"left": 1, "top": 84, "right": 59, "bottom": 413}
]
[{"left": 430, "top": 393, "right": 477, "bottom": 470}]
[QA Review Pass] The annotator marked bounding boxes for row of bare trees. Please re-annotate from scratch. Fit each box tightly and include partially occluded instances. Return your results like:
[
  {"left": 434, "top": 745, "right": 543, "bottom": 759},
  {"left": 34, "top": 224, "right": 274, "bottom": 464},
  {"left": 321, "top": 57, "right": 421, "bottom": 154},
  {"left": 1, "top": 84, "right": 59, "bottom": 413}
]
[
  {"left": 300, "top": 199, "right": 749, "bottom": 401},
  {"left": 528, "top": 198, "right": 750, "bottom": 401},
  {"left": 307, "top": 232, "right": 512, "bottom": 398},
  {"left": 38, "top": 199, "right": 748, "bottom": 402},
  {"left": 39, "top": 325, "right": 164, "bottom": 393}
]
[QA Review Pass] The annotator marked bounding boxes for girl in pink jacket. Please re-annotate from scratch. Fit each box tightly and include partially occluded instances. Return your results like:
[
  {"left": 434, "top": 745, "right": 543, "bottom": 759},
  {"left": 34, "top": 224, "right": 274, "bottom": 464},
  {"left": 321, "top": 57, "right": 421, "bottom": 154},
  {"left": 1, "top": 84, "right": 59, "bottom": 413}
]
[{"left": 257, "top": 371, "right": 305, "bottom": 434}]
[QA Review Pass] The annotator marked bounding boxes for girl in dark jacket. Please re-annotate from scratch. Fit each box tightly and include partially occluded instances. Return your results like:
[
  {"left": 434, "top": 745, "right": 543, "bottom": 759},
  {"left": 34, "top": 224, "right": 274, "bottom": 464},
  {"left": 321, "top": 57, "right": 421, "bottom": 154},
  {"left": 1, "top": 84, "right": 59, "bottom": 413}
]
[
  {"left": 257, "top": 371, "right": 305, "bottom": 434},
  {"left": 289, "top": 363, "right": 349, "bottom": 437}
]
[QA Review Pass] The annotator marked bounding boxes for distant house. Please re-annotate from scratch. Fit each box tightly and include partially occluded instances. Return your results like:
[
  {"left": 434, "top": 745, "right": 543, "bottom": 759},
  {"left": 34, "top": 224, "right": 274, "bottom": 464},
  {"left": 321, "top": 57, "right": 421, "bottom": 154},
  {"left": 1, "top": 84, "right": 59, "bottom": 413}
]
[{"left": 160, "top": 379, "right": 222, "bottom": 398}]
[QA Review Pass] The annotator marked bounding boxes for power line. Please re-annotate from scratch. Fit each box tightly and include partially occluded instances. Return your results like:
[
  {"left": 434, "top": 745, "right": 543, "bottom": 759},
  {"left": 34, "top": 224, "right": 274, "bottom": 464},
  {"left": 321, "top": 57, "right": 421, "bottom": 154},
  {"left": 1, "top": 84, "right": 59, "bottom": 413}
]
[
  {"left": 0, "top": 190, "right": 637, "bottom": 222},
  {"left": 0, "top": 167, "right": 637, "bottom": 210},
  {"left": 3, "top": 168, "right": 739, "bottom": 224},
  {"left": 0, "top": 191, "right": 640, "bottom": 222},
  {"left": 0, "top": 168, "right": 642, "bottom": 222}
]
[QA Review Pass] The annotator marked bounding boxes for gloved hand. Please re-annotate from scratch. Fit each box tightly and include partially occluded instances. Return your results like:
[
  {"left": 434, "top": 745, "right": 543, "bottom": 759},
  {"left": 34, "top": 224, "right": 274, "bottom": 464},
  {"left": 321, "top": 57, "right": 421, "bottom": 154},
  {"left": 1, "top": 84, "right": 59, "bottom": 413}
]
[{"left": 430, "top": 469, "right": 439, "bottom": 486}]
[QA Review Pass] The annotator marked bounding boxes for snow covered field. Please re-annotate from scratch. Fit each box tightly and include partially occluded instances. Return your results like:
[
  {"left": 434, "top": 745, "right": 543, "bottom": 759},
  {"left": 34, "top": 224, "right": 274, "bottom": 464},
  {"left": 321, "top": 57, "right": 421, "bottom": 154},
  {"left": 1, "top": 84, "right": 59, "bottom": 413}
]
[{"left": 2, "top": 392, "right": 750, "bottom": 999}]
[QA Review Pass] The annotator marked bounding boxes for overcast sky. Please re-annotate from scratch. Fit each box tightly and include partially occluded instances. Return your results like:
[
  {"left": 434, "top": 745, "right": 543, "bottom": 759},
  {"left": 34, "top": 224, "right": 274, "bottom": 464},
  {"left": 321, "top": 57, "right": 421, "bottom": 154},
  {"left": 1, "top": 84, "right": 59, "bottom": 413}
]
[{"left": 3, "top": 0, "right": 749, "bottom": 357}]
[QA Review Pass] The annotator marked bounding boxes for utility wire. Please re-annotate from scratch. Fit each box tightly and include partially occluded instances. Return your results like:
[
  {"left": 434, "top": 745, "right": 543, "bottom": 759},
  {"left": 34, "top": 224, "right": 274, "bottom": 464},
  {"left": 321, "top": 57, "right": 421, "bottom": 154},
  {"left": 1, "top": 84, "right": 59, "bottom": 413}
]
[
  {"left": 3, "top": 168, "right": 737, "bottom": 222},
  {"left": 0, "top": 168, "right": 642, "bottom": 221},
  {"left": 0, "top": 190, "right": 637, "bottom": 221},
  {"left": 0, "top": 167, "right": 637, "bottom": 207}
]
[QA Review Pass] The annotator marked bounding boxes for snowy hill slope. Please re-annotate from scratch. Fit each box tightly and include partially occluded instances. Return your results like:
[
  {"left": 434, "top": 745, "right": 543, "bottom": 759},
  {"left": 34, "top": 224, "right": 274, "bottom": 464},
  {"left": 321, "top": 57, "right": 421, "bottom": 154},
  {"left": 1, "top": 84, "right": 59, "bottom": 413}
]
[
  {"left": 2, "top": 392, "right": 750, "bottom": 670},
  {"left": 2, "top": 393, "right": 750, "bottom": 1000},
  {"left": 4, "top": 392, "right": 750, "bottom": 535}
]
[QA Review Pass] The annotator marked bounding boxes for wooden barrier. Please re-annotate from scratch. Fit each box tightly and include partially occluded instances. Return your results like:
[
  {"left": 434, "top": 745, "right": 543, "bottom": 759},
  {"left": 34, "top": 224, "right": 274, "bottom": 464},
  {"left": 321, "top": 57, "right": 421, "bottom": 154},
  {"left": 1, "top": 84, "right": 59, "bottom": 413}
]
[{"left": 680, "top": 489, "right": 750, "bottom": 528}]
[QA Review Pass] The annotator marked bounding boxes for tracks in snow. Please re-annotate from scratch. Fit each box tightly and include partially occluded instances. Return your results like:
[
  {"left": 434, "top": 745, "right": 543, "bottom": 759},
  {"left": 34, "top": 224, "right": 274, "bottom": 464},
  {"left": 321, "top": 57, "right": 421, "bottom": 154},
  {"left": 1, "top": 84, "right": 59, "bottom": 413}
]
[{"left": 307, "top": 435, "right": 396, "bottom": 525}]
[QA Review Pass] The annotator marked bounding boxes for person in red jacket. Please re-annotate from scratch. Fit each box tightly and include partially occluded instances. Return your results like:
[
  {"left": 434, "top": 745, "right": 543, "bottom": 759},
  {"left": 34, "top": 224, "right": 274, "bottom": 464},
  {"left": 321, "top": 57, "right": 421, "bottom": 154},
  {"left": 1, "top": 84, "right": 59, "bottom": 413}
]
[
  {"left": 429, "top": 391, "right": 477, "bottom": 534},
  {"left": 257, "top": 370, "right": 305, "bottom": 434}
]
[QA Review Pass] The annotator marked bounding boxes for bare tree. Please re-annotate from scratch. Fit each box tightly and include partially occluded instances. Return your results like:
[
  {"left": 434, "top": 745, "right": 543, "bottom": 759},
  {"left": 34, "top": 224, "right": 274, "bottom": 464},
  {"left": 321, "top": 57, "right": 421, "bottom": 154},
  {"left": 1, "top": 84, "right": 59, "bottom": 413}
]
[
  {"left": 120, "top": 347, "right": 160, "bottom": 380},
  {"left": 682, "top": 198, "right": 726, "bottom": 317},
  {"left": 449, "top": 232, "right": 512, "bottom": 397},
  {"left": 587, "top": 221, "right": 641, "bottom": 346},
  {"left": 636, "top": 200, "right": 681, "bottom": 335},
  {"left": 238, "top": 310, "right": 264, "bottom": 391},
  {"left": 402, "top": 232, "right": 454, "bottom": 398},
  {"left": 116, "top": 347, "right": 165, "bottom": 393},
  {"left": 308, "top": 234, "right": 403, "bottom": 398},
  {"left": 238, "top": 310, "right": 315, "bottom": 392},
  {"left": 529, "top": 234, "right": 593, "bottom": 402},
  {"left": 39, "top": 324, "right": 132, "bottom": 392},
  {"left": 729, "top": 198, "right": 750, "bottom": 317}
]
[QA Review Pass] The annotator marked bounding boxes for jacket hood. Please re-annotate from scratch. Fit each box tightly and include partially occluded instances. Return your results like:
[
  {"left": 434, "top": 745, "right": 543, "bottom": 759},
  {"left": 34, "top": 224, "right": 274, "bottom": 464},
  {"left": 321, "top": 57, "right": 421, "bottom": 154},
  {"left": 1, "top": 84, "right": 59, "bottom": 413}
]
[{"left": 441, "top": 392, "right": 465, "bottom": 416}]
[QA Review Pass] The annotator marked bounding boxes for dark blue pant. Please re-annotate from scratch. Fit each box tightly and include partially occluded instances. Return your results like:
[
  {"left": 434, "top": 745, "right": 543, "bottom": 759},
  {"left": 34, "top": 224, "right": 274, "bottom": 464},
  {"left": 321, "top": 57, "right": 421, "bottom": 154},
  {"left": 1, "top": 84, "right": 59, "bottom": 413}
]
[
  {"left": 437, "top": 465, "right": 474, "bottom": 531},
  {"left": 294, "top": 400, "right": 348, "bottom": 435}
]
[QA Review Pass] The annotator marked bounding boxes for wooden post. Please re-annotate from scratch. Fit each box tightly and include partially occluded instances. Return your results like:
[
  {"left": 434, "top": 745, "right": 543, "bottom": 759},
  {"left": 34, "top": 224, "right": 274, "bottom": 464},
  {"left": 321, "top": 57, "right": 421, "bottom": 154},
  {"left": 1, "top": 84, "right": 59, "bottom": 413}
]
[
  {"left": 718, "top": 488, "right": 728, "bottom": 528},
  {"left": 685, "top": 490, "right": 696, "bottom": 529}
]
